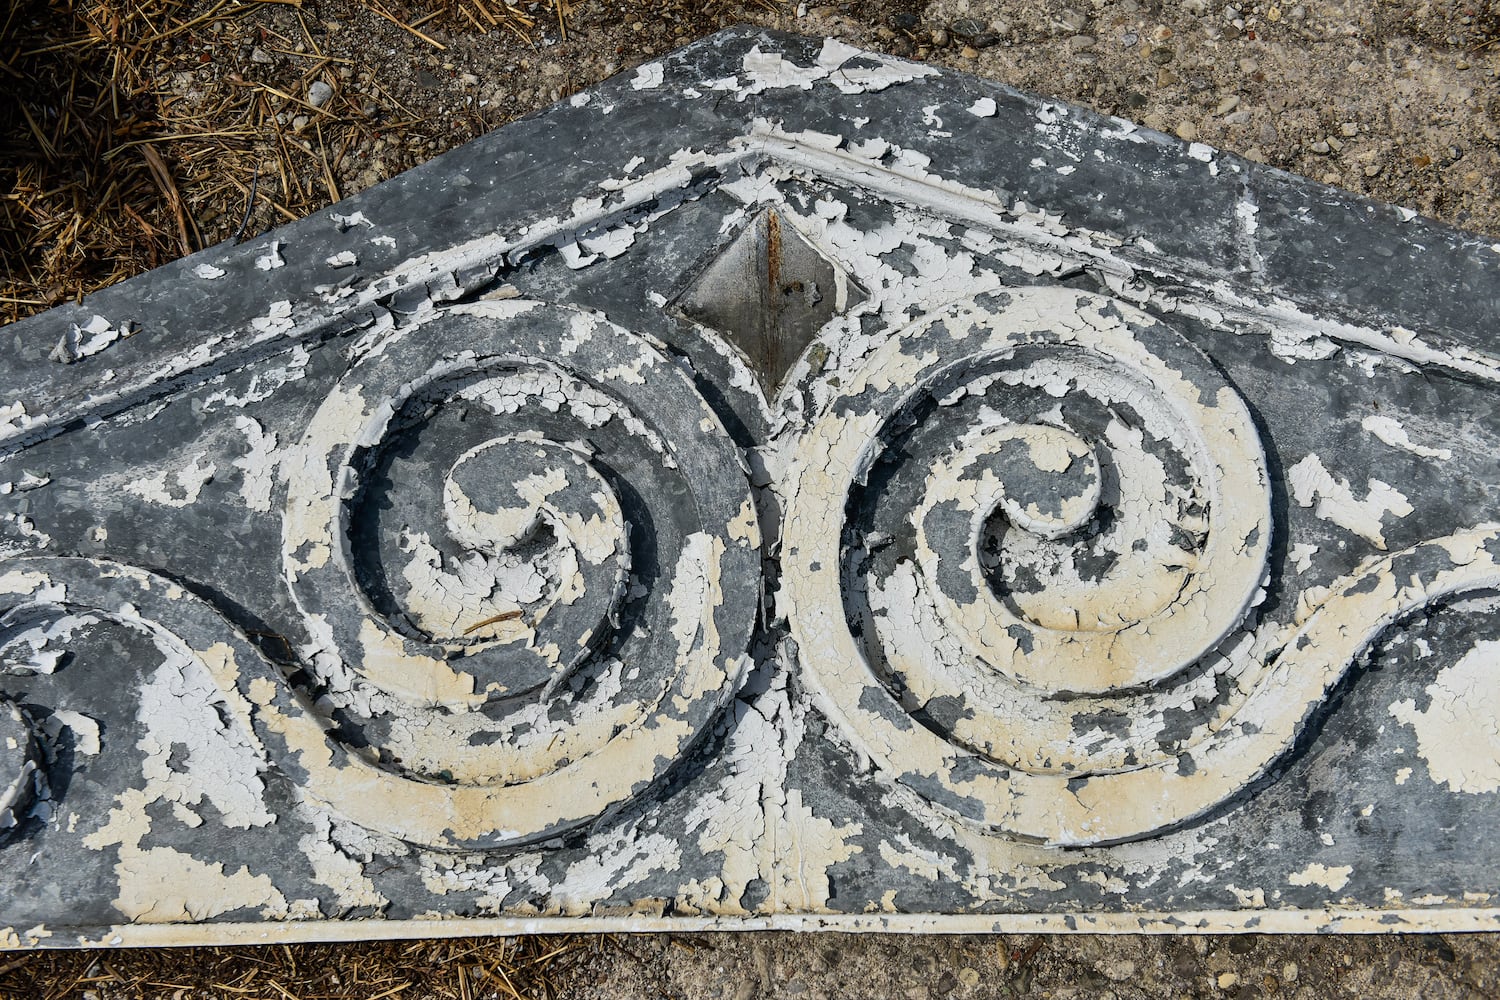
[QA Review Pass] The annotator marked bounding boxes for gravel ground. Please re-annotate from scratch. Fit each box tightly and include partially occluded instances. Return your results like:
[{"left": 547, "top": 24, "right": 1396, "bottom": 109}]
[
  {"left": 243, "top": 0, "right": 1500, "bottom": 236},
  {"left": 5, "top": 1, "right": 1500, "bottom": 997}
]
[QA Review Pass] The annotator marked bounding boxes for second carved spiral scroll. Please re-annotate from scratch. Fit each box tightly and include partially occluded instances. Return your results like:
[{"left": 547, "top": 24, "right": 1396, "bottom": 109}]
[{"left": 782, "top": 286, "right": 1500, "bottom": 846}]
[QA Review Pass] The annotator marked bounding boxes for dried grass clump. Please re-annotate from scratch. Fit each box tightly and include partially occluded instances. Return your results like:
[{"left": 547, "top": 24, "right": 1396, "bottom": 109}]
[
  {"left": 5, "top": 1, "right": 171, "bottom": 322},
  {"left": 0, "top": 0, "right": 546, "bottom": 327},
  {"left": 0, "top": 934, "right": 582, "bottom": 999}
]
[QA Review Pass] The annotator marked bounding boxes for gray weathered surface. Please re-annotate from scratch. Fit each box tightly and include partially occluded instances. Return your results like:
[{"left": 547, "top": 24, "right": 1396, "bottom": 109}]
[{"left": 3, "top": 28, "right": 1500, "bottom": 946}]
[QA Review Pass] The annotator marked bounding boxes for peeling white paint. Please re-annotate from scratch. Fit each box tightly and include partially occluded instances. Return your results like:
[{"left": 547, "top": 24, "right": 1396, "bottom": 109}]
[
  {"left": 631, "top": 62, "right": 664, "bottom": 90},
  {"left": 1361, "top": 415, "right": 1452, "bottom": 460},
  {"left": 1391, "top": 640, "right": 1500, "bottom": 793},
  {"left": 231, "top": 416, "right": 279, "bottom": 512},
  {"left": 124, "top": 453, "right": 217, "bottom": 508},
  {"left": 1288, "top": 454, "right": 1413, "bottom": 549},
  {"left": 253, "top": 241, "right": 285, "bottom": 271},
  {"left": 1288, "top": 863, "right": 1353, "bottom": 892}
]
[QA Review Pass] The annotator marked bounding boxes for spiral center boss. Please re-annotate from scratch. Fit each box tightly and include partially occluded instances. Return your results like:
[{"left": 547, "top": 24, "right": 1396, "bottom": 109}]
[{"left": 433, "top": 437, "right": 630, "bottom": 665}]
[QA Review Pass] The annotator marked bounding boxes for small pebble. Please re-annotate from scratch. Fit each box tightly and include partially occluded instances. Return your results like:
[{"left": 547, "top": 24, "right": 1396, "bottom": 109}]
[
  {"left": 1283, "top": 962, "right": 1300, "bottom": 982},
  {"left": 1310, "top": 139, "right": 1331, "bottom": 154},
  {"left": 958, "top": 968, "right": 980, "bottom": 988},
  {"left": 891, "top": 11, "right": 918, "bottom": 29},
  {"left": 291, "top": 114, "right": 309, "bottom": 130},
  {"left": 1068, "top": 35, "right": 1097, "bottom": 51},
  {"left": 250, "top": 47, "right": 272, "bottom": 64},
  {"left": 1239, "top": 57, "right": 1260, "bottom": 73},
  {"left": 307, "top": 80, "right": 334, "bottom": 108},
  {"left": 1245, "top": 146, "right": 1266, "bottom": 162},
  {"left": 960, "top": 45, "right": 979, "bottom": 59},
  {"left": 931, "top": 27, "right": 950, "bottom": 46},
  {"left": 1217, "top": 972, "right": 1240, "bottom": 990},
  {"left": 1151, "top": 46, "right": 1175, "bottom": 65},
  {"left": 951, "top": 17, "right": 986, "bottom": 38},
  {"left": 971, "top": 32, "right": 1000, "bottom": 49},
  {"left": 1176, "top": 121, "right": 1199, "bottom": 140},
  {"left": 1214, "top": 94, "right": 1240, "bottom": 115},
  {"left": 1326, "top": 135, "right": 1344, "bottom": 152},
  {"left": 1340, "top": 122, "right": 1359, "bottom": 137}
]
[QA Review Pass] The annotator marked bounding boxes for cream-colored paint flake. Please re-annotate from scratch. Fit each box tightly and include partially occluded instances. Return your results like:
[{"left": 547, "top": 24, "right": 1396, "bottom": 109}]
[
  {"left": 1390, "top": 640, "right": 1500, "bottom": 794},
  {"left": 1288, "top": 863, "right": 1353, "bottom": 892}
]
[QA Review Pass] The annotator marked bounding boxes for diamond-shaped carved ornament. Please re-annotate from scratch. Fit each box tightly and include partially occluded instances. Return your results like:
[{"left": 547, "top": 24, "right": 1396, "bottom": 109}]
[{"left": 677, "top": 207, "right": 866, "bottom": 396}]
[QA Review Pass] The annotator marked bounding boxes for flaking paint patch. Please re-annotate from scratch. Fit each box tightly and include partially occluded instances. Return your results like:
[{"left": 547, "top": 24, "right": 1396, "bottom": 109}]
[
  {"left": 775, "top": 790, "right": 862, "bottom": 912},
  {"left": 231, "top": 416, "right": 279, "bottom": 512},
  {"left": 1361, "top": 415, "right": 1452, "bottom": 461},
  {"left": 41, "top": 711, "right": 100, "bottom": 756},
  {"left": 1288, "top": 454, "right": 1413, "bottom": 549},
  {"left": 1390, "top": 639, "right": 1500, "bottom": 794},
  {"left": 1288, "top": 863, "right": 1353, "bottom": 892},
  {"left": 123, "top": 453, "right": 217, "bottom": 508}
]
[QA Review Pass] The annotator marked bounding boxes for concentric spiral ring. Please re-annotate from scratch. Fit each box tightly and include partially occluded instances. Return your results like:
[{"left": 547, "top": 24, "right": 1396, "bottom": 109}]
[
  {"left": 269, "top": 299, "right": 760, "bottom": 848},
  {"left": 782, "top": 286, "right": 1286, "bottom": 842}
]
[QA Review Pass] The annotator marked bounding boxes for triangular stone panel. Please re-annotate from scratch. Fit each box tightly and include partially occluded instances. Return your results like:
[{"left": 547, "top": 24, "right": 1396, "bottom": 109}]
[{"left": 3, "top": 28, "right": 1500, "bottom": 947}]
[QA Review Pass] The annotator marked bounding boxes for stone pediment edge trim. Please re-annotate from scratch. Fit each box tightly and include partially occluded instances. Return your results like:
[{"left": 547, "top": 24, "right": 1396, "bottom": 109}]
[
  {"left": 4, "top": 119, "right": 1499, "bottom": 457},
  {"left": 7, "top": 906, "right": 1500, "bottom": 949}
]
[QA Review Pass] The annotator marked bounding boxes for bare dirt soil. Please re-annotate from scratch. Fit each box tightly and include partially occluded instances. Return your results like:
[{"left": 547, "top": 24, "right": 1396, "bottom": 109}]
[{"left": 2, "top": 1, "right": 1500, "bottom": 997}]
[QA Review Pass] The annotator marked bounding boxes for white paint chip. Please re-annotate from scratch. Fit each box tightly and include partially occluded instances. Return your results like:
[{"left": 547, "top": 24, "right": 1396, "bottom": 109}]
[
  {"left": 632, "top": 62, "right": 664, "bottom": 90},
  {"left": 254, "top": 241, "right": 285, "bottom": 271},
  {"left": 331, "top": 211, "right": 373, "bottom": 230},
  {"left": 1361, "top": 415, "right": 1452, "bottom": 460},
  {"left": 1287, "top": 454, "right": 1413, "bottom": 548},
  {"left": 1391, "top": 640, "right": 1500, "bottom": 794},
  {"left": 1288, "top": 863, "right": 1353, "bottom": 892}
]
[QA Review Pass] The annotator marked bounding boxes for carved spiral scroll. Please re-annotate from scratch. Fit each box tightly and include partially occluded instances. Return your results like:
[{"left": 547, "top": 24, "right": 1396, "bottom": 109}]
[
  {"left": 265, "top": 300, "right": 759, "bottom": 848},
  {"left": 781, "top": 287, "right": 1495, "bottom": 844}
]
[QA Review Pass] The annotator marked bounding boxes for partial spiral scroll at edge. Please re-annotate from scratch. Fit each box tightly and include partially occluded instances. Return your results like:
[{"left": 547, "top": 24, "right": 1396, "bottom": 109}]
[{"left": 0, "top": 551, "right": 755, "bottom": 852}]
